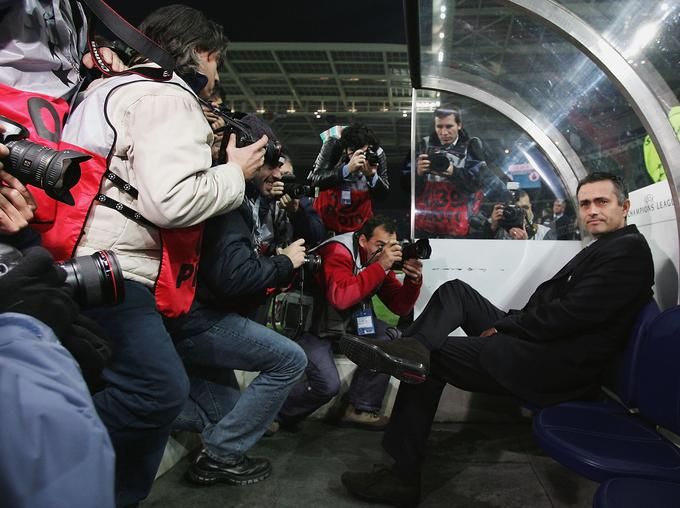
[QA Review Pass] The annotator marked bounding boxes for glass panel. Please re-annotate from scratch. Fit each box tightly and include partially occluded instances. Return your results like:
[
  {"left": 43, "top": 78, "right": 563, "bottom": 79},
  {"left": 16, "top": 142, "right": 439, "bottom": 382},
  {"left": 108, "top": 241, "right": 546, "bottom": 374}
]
[
  {"left": 418, "top": 0, "right": 655, "bottom": 192},
  {"left": 413, "top": 91, "right": 576, "bottom": 240}
]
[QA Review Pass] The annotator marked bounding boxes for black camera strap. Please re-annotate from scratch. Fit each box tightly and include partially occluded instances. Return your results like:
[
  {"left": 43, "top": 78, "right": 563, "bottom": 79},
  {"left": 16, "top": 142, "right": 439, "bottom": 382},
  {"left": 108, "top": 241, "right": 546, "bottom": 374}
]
[
  {"left": 94, "top": 170, "right": 153, "bottom": 227},
  {"left": 79, "top": 0, "right": 174, "bottom": 81}
]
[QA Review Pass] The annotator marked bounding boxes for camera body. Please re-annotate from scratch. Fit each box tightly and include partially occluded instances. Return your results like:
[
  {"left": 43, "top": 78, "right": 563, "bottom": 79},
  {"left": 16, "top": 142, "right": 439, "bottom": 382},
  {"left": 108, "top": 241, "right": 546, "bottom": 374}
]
[
  {"left": 0, "top": 115, "right": 90, "bottom": 205},
  {"left": 363, "top": 147, "right": 380, "bottom": 166},
  {"left": 280, "top": 173, "right": 316, "bottom": 199},
  {"left": 303, "top": 254, "right": 322, "bottom": 271},
  {"left": 498, "top": 203, "right": 526, "bottom": 231},
  {"left": 425, "top": 147, "right": 451, "bottom": 174},
  {"left": 392, "top": 238, "right": 432, "bottom": 271}
]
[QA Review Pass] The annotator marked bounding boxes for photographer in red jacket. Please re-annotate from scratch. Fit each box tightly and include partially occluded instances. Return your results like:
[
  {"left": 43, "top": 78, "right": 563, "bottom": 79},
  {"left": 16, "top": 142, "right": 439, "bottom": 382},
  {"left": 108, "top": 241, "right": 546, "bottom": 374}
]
[{"left": 277, "top": 215, "right": 422, "bottom": 430}]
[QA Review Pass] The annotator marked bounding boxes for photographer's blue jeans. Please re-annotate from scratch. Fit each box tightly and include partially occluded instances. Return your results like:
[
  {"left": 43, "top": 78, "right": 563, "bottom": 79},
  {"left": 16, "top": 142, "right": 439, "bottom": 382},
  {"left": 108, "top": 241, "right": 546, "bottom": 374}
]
[
  {"left": 173, "top": 313, "right": 307, "bottom": 463},
  {"left": 279, "top": 318, "right": 392, "bottom": 424},
  {"left": 85, "top": 280, "right": 190, "bottom": 508}
]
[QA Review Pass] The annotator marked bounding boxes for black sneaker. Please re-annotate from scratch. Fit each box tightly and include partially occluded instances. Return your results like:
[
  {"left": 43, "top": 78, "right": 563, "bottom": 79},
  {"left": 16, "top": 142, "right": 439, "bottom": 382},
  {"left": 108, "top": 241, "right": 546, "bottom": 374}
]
[
  {"left": 186, "top": 450, "right": 271, "bottom": 486},
  {"left": 341, "top": 464, "right": 420, "bottom": 507},
  {"left": 339, "top": 334, "right": 429, "bottom": 384}
]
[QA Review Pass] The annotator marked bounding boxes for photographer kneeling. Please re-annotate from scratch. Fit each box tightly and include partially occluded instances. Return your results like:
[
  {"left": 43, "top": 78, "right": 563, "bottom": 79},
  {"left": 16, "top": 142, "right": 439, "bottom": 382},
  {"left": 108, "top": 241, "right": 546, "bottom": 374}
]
[
  {"left": 277, "top": 215, "right": 423, "bottom": 431},
  {"left": 170, "top": 115, "right": 307, "bottom": 486},
  {"left": 487, "top": 190, "right": 555, "bottom": 240}
]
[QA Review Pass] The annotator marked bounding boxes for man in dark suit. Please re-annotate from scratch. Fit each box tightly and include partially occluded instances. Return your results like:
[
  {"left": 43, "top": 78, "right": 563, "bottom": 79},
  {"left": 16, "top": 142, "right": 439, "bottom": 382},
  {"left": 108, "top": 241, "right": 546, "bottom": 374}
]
[{"left": 339, "top": 172, "right": 654, "bottom": 507}]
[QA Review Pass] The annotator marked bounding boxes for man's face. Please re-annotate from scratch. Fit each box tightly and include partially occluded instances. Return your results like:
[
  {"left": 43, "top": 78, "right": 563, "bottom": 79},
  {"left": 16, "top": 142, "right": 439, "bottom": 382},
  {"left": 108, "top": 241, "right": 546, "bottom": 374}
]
[
  {"left": 359, "top": 225, "right": 397, "bottom": 263},
  {"left": 434, "top": 114, "right": 461, "bottom": 145},
  {"left": 279, "top": 159, "right": 294, "bottom": 178},
  {"left": 196, "top": 50, "right": 220, "bottom": 99},
  {"left": 255, "top": 163, "right": 281, "bottom": 197},
  {"left": 553, "top": 199, "right": 566, "bottom": 215},
  {"left": 577, "top": 180, "right": 629, "bottom": 237},
  {"left": 516, "top": 194, "right": 533, "bottom": 222}
]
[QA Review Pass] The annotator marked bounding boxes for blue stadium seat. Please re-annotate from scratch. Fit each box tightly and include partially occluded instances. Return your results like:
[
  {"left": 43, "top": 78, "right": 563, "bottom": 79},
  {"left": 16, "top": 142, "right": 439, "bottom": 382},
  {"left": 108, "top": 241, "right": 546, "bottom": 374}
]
[
  {"left": 532, "top": 304, "right": 680, "bottom": 484},
  {"left": 593, "top": 478, "right": 680, "bottom": 508}
]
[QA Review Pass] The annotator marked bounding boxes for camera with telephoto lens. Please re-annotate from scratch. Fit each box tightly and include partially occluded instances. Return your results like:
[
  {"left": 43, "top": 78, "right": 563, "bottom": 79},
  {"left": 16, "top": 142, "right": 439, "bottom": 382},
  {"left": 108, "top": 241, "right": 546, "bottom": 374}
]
[
  {"left": 280, "top": 173, "right": 316, "bottom": 199},
  {"left": 303, "top": 254, "right": 321, "bottom": 272},
  {"left": 363, "top": 147, "right": 380, "bottom": 166},
  {"left": 392, "top": 238, "right": 432, "bottom": 271},
  {"left": 0, "top": 115, "right": 90, "bottom": 205},
  {"left": 0, "top": 244, "right": 125, "bottom": 309},
  {"left": 497, "top": 181, "right": 526, "bottom": 231},
  {"left": 425, "top": 147, "right": 451, "bottom": 174}
]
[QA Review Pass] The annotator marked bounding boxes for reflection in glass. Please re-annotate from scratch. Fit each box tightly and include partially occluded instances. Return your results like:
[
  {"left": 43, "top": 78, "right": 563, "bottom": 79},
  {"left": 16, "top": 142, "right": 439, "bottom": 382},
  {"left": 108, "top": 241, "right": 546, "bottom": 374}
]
[{"left": 413, "top": 92, "right": 577, "bottom": 240}]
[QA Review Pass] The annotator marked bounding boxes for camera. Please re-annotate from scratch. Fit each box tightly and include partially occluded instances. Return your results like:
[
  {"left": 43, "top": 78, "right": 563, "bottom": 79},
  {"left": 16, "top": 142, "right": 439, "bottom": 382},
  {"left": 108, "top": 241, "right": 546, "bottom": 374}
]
[
  {"left": 303, "top": 254, "right": 322, "bottom": 272},
  {"left": 497, "top": 181, "right": 526, "bottom": 231},
  {"left": 0, "top": 244, "right": 125, "bottom": 309},
  {"left": 363, "top": 147, "right": 380, "bottom": 166},
  {"left": 392, "top": 238, "right": 432, "bottom": 270},
  {"left": 425, "top": 147, "right": 451, "bottom": 174},
  {"left": 0, "top": 115, "right": 90, "bottom": 205},
  {"left": 280, "top": 173, "right": 316, "bottom": 199}
]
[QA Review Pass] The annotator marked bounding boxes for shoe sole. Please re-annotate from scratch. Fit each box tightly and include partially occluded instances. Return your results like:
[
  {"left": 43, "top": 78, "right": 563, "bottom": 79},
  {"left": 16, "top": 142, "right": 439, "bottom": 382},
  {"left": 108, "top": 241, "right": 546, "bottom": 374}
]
[
  {"left": 336, "top": 420, "right": 387, "bottom": 432},
  {"left": 342, "top": 477, "right": 419, "bottom": 508},
  {"left": 339, "top": 334, "right": 427, "bottom": 384},
  {"left": 186, "top": 467, "right": 271, "bottom": 486}
]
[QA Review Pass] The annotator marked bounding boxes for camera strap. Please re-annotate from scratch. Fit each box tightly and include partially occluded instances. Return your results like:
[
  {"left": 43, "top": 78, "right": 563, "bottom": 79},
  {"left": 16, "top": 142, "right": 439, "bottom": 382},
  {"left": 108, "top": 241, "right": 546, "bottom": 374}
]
[
  {"left": 94, "top": 170, "right": 153, "bottom": 227},
  {"left": 79, "top": 0, "right": 174, "bottom": 81}
]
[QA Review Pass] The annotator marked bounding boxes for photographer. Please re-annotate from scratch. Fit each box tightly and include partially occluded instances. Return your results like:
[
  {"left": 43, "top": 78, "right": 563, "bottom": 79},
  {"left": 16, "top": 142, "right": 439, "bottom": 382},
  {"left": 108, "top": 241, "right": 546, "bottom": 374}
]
[
  {"left": 277, "top": 215, "right": 422, "bottom": 431},
  {"left": 170, "top": 115, "right": 307, "bottom": 487},
  {"left": 488, "top": 190, "right": 555, "bottom": 240},
  {"left": 415, "top": 106, "right": 506, "bottom": 238},
  {"left": 0, "top": 246, "right": 115, "bottom": 507},
  {"left": 46, "top": 6, "right": 269, "bottom": 505},
  {"left": 309, "top": 123, "right": 389, "bottom": 234}
]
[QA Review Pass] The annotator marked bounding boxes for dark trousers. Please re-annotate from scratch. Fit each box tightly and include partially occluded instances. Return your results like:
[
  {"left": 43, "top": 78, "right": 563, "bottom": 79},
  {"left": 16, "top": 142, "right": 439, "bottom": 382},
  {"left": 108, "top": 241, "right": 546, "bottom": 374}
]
[
  {"left": 383, "top": 279, "right": 512, "bottom": 474},
  {"left": 279, "top": 317, "right": 392, "bottom": 423},
  {"left": 86, "top": 281, "right": 190, "bottom": 507}
]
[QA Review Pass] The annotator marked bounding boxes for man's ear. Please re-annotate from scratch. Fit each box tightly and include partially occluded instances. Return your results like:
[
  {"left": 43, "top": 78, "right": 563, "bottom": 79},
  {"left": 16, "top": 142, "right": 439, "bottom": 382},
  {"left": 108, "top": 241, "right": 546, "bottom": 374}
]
[
  {"left": 358, "top": 234, "right": 368, "bottom": 250},
  {"left": 622, "top": 198, "right": 631, "bottom": 216}
]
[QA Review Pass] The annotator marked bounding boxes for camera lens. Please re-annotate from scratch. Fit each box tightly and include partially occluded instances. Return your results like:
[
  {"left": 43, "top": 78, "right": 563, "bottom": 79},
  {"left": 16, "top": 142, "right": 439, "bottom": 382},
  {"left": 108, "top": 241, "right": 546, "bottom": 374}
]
[
  {"left": 58, "top": 250, "right": 125, "bottom": 309},
  {"left": 5, "top": 139, "right": 88, "bottom": 205}
]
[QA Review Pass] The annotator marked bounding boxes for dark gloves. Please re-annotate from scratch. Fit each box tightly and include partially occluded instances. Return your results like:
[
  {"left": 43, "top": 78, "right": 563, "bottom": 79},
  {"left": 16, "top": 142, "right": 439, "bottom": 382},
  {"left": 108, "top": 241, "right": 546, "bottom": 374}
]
[
  {"left": 0, "top": 245, "right": 113, "bottom": 393},
  {"left": 0, "top": 246, "right": 78, "bottom": 338}
]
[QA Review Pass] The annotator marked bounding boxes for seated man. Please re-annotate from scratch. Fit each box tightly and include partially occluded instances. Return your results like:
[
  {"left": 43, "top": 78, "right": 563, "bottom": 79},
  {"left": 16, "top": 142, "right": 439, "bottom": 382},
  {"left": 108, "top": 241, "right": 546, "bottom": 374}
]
[
  {"left": 170, "top": 115, "right": 307, "bottom": 486},
  {"left": 339, "top": 172, "right": 654, "bottom": 506},
  {"left": 277, "top": 215, "right": 423, "bottom": 430},
  {"left": 487, "top": 190, "right": 555, "bottom": 240},
  {"left": 309, "top": 123, "right": 389, "bottom": 234}
]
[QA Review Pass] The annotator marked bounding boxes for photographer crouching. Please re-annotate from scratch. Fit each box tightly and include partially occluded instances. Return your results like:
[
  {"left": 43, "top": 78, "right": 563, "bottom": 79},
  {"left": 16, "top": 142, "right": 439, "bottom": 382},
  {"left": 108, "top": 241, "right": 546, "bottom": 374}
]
[
  {"left": 169, "top": 115, "right": 307, "bottom": 486},
  {"left": 276, "top": 215, "right": 424, "bottom": 431}
]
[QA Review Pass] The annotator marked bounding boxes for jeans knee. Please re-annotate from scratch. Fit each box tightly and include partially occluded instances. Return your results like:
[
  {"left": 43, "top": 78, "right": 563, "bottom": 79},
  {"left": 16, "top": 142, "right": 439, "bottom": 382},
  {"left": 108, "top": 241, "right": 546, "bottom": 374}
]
[
  {"left": 152, "top": 363, "right": 190, "bottom": 422},
  {"left": 313, "top": 372, "right": 341, "bottom": 402},
  {"left": 280, "top": 342, "right": 308, "bottom": 380}
]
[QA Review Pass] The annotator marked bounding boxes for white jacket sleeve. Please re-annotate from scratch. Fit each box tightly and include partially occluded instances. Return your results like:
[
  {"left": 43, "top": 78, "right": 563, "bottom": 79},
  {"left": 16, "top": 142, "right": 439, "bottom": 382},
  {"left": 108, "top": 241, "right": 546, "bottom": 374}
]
[{"left": 125, "top": 93, "right": 245, "bottom": 228}]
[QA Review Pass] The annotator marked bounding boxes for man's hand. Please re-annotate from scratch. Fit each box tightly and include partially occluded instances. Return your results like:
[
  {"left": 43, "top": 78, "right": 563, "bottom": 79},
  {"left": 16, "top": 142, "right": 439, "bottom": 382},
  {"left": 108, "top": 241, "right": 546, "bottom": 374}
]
[
  {"left": 280, "top": 238, "right": 306, "bottom": 269},
  {"left": 0, "top": 169, "right": 37, "bottom": 234},
  {"left": 480, "top": 327, "right": 497, "bottom": 337},
  {"left": 377, "top": 241, "right": 402, "bottom": 271},
  {"left": 279, "top": 193, "right": 300, "bottom": 214},
  {"left": 271, "top": 180, "right": 285, "bottom": 199},
  {"left": 416, "top": 154, "right": 430, "bottom": 176},
  {"left": 82, "top": 47, "right": 128, "bottom": 72},
  {"left": 347, "top": 149, "right": 367, "bottom": 174},
  {"left": 402, "top": 258, "right": 423, "bottom": 283},
  {"left": 490, "top": 203, "right": 504, "bottom": 233},
  {"left": 508, "top": 227, "right": 528, "bottom": 240},
  {"left": 225, "top": 134, "right": 268, "bottom": 181}
]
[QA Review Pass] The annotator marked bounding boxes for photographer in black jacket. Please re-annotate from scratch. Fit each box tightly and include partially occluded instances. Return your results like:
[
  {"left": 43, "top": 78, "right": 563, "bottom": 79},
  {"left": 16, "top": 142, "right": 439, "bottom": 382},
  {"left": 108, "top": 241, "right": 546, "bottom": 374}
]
[{"left": 171, "top": 115, "right": 307, "bottom": 486}]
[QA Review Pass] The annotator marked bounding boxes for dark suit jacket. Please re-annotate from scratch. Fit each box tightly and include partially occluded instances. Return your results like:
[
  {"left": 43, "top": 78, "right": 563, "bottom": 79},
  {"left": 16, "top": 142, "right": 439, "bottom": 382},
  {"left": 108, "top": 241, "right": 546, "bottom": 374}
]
[{"left": 480, "top": 224, "right": 654, "bottom": 406}]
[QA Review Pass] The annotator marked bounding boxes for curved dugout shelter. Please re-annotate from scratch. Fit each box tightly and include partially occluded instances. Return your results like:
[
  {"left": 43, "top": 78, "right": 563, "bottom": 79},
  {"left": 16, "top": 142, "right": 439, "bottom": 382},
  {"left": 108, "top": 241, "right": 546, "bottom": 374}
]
[{"left": 403, "top": 0, "right": 680, "bottom": 313}]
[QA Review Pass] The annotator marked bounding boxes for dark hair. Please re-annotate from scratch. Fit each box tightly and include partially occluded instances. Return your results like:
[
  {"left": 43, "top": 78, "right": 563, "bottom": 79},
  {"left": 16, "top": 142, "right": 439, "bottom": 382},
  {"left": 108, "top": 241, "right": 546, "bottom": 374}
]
[
  {"left": 576, "top": 172, "right": 628, "bottom": 205},
  {"left": 434, "top": 106, "right": 462, "bottom": 125},
  {"left": 515, "top": 189, "right": 530, "bottom": 203},
  {"left": 240, "top": 114, "right": 278, "bottom": 146},
  {"left": 135, "top": 4, "right": 228, "bottom": 77},
  {"left": 358, "top": 215, "right": 397, "bottom": 240},
  {"left": 340, "top": 123, "right": 380, "bottom": 151}
]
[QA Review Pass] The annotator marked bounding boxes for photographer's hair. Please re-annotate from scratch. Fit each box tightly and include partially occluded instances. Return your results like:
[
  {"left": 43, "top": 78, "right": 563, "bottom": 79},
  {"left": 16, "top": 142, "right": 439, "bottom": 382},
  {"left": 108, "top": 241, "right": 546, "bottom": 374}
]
[
  {"left": 358, "top": 214, "right": 397, "bottom": 240},
  {"left": 515, "top": 189, "right": 530, "bottom": 203},
  {"left": 340, "top": 123, "right": 380, "bottom": 152},
  {"left": 133, "top": 4, "right": 228, "bottom": 78},
  {"left": 576, "top": 172, "right": 628, "bottom": 205},
  {"left": 434, "top": 105, "right": 462, "bottom": 125}
]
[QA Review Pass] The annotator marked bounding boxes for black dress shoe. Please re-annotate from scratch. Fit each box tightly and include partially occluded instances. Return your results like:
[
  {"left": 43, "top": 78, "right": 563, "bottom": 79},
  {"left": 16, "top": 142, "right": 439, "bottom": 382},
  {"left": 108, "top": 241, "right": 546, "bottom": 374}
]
[
  {"left": 339, "top": 334, "right": 430, "bottom": 384},
  {"left": 186, "top": 450, "right": 271, "bottom": 486},
  {"left": 341, "top": 464, "right": 420, "bottom": 507}
]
